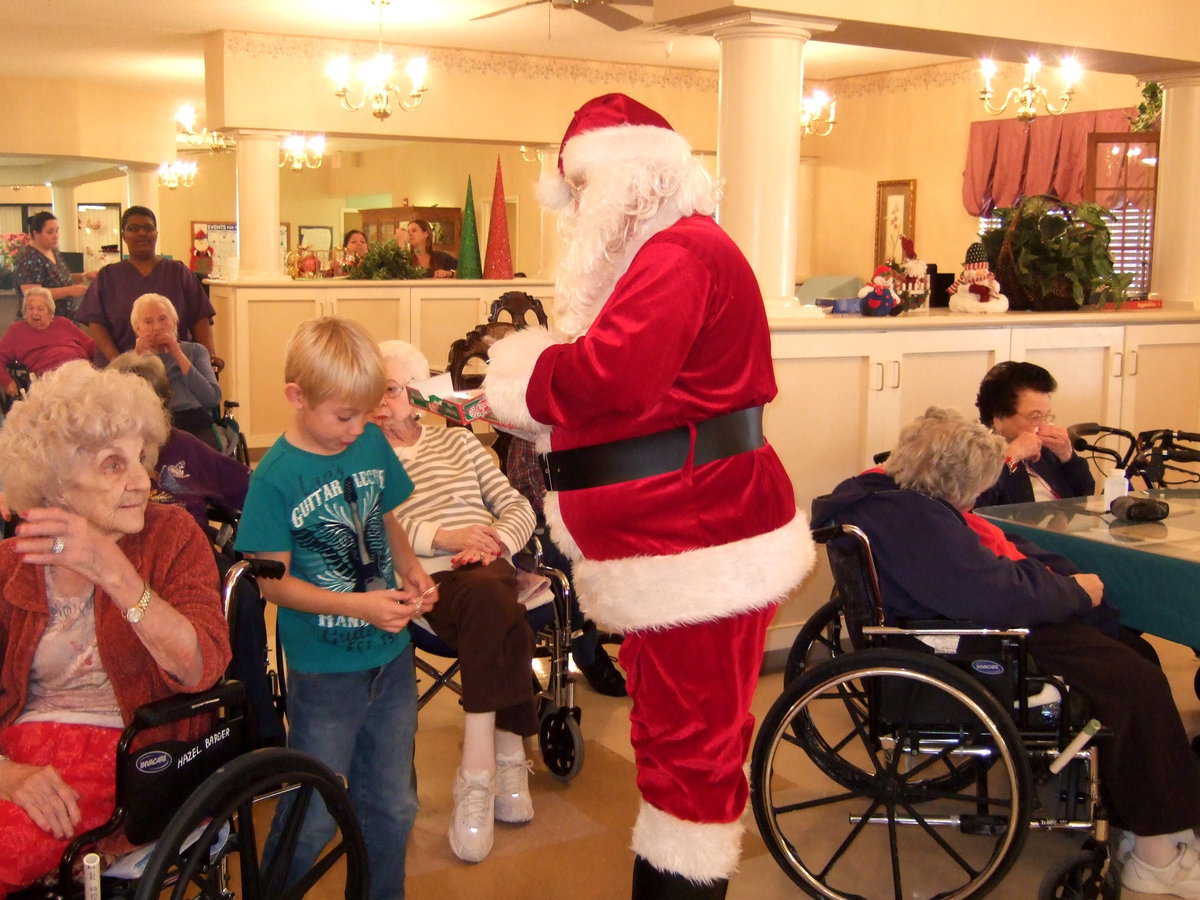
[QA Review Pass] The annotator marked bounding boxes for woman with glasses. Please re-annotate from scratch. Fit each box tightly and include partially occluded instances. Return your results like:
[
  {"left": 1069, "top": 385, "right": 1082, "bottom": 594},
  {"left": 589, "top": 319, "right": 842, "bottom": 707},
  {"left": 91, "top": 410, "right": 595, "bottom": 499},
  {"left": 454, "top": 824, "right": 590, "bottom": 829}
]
[
  {"left": 974, "top": 360, "right": 1095, "bottom": 506},
  {"left": 76, "top": 207, "right": 219, "bottom": 369}
]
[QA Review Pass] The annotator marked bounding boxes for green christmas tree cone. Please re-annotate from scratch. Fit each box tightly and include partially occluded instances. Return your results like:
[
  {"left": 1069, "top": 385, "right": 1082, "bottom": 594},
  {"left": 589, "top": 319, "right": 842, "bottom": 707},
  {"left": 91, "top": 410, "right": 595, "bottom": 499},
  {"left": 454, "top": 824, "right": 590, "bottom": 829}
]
[{"left": 458, "top": 176, "right": 483, "bottom": 279}]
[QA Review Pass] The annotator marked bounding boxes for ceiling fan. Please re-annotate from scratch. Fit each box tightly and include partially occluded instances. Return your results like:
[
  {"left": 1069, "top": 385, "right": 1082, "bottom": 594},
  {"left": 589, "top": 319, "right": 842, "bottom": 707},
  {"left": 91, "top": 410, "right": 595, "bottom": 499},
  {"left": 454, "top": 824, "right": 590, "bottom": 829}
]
[{"left": 470, "top": 0, "right": 651, "bottom": 32}]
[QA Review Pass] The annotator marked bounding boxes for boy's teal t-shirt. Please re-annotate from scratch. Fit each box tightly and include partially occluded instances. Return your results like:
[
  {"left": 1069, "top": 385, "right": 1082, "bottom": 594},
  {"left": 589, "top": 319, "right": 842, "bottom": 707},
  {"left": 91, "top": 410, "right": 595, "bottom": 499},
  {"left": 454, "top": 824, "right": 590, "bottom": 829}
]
[{"left": 235, "top": 423, "right": 415, "bottom": 673}]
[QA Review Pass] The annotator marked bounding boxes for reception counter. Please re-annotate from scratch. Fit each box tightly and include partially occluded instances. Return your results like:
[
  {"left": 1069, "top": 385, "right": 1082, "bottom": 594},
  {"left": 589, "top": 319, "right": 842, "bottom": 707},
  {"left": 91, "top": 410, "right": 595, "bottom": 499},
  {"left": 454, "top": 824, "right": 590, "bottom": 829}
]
[{"left": 209, "top": 279, "right": 1200, "bottom": 655}]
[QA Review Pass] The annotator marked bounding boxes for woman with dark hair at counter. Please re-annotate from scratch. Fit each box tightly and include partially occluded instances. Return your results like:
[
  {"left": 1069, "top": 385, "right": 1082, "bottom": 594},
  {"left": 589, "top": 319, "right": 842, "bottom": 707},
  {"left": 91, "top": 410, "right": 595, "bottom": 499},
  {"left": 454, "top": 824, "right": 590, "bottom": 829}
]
[
  {"left": 13, "top": 212, "right": 92, "bottom": 320},
  {"left": 405, "top": 219, "right": 457, "bottom": 278},
  {"left": 329, "top": 229, "right": 369, "bottom": 276}
]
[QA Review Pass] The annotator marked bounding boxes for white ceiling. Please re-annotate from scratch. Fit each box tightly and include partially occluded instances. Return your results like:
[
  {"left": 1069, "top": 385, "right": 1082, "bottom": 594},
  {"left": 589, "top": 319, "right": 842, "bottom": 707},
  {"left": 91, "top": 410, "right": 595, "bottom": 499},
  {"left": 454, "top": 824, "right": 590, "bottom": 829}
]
[{"left": 7, "top": 0, "right": 956, "bottom": 105}]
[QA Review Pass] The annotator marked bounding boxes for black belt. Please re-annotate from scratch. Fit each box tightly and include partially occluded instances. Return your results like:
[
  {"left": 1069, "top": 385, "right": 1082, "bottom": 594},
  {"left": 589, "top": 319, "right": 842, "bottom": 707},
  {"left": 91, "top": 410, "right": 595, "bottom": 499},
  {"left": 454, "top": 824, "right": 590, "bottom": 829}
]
[{"left": 540, "top": 406, "right": 765, "bottom": 492}]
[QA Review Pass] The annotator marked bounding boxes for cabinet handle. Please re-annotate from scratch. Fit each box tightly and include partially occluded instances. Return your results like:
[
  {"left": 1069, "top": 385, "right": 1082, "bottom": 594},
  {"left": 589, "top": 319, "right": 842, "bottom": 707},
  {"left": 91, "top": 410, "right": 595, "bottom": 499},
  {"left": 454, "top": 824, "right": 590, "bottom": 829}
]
[
  {"left": 1112, "top": 352, "right": 1122, "bottom": 377},
  {"left": 1128, "top": 350, "right": 1138, "bottom": 376},
  {"left": 873, "top": 362, "right": 885, "bottom": 391},
  {"left": 891, "top": 360, "right": 901, "bottom": 389}
]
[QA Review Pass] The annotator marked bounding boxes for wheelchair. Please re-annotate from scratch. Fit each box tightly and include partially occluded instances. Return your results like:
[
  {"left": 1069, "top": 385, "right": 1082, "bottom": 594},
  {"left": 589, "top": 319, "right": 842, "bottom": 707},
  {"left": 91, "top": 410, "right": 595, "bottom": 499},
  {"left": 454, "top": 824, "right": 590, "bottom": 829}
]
[
  {"left": 751, "top": 524, "right": 1115, "bottom": 900},
  {"left": 410, "top": 534, "right": 586, "bottom": 781},
  {"left": 1, "top": 360, "right": 33, "bottom": 416},
  {"left": 13, "top": 558, "right": 366, "bottom": 900}
]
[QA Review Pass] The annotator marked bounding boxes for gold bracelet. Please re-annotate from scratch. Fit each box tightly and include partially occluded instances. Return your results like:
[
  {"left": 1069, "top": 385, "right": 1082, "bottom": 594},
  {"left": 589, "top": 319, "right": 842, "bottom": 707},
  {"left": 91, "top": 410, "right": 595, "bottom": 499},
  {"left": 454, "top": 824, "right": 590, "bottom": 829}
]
[{"left": 124, "top": 581, "right": 152, "bottom": 624}]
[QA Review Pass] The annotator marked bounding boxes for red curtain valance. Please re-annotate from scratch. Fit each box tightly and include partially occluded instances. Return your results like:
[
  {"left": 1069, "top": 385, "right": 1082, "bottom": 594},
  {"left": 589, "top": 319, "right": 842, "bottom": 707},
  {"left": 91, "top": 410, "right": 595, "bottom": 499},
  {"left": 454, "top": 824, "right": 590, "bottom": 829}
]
[{"left": 962, "top": 108, "right": 1134, "bottom": 216}]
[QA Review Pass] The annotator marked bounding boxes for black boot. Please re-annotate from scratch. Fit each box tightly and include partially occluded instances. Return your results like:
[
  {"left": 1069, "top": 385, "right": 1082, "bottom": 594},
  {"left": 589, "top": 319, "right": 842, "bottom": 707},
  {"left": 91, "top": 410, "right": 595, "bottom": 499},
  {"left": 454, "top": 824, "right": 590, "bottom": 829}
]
[{"left": 632, "top": 856, "right": 729, "bottom": 899}]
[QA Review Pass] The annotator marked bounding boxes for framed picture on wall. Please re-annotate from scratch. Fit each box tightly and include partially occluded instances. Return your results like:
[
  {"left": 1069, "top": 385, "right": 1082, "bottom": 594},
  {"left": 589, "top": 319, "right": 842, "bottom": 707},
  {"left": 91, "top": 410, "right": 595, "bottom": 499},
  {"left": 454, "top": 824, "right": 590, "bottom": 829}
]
[{"left": 874, "top": 180, "right": 916, "bottom": 267}]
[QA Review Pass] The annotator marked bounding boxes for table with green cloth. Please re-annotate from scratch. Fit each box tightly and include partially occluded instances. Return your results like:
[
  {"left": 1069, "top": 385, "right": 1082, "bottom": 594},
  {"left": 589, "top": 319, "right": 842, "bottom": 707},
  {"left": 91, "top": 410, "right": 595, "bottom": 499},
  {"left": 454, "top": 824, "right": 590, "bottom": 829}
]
[{"left": 977, "top": 492, "right": 1200, "bottom": 647}]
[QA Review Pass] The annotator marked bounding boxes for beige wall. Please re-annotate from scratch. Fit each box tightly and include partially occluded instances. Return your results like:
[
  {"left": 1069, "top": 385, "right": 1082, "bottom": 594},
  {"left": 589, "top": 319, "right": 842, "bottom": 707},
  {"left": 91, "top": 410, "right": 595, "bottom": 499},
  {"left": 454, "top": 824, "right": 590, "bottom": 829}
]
[{"left": 800, "top": 60, "right": 1143, "bottom": 283}]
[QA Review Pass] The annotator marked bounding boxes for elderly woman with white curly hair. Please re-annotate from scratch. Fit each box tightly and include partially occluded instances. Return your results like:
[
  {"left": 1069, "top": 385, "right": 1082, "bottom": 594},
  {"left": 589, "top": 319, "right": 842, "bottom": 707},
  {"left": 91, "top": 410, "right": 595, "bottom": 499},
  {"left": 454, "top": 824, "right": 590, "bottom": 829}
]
[
  {"left": 130, "top": 292, "right": 221, "bottom": 446},
  {"left": 0, "top": 361, "right": 231, "bottom": 895},
  {"left": 813, "top": 406, "right": 1200, "bottom": 900}
]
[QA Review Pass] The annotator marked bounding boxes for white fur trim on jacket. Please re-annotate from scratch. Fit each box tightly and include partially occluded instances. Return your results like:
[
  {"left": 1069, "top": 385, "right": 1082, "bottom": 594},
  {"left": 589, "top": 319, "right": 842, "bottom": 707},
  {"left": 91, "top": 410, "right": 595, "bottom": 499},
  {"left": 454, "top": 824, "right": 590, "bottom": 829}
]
[
  {"left": 482, "top": 327, "right": 559, "bottom": 438},
  {"left": 632, "top": 800, "right": 743, "bottom": 883},
  {"left": 545, "top": 506, "right": 815, "bottom": 633}
]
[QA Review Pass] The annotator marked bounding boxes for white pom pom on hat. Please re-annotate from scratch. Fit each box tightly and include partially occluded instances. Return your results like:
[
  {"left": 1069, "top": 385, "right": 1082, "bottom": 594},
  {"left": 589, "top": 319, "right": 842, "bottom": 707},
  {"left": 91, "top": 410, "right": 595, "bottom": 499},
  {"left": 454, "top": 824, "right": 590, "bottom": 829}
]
[{"left": 536, "top": 93, "right": 693, "bottom": 210}]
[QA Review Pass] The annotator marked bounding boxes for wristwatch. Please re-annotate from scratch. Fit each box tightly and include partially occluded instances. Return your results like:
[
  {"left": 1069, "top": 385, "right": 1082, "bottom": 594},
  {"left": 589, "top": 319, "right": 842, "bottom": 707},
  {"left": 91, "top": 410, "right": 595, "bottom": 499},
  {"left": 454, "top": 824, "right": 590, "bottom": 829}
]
[{"left": 125, "top": 582, "right": 152, "bottom": 624}]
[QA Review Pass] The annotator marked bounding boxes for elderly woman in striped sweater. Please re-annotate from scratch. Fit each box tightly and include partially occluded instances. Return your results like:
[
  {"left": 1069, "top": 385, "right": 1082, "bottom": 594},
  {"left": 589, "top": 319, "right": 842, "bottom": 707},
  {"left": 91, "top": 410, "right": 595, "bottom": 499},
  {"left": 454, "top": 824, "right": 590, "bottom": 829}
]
[{"left": 374, "top": 340, "right": 538, "bottom": 865}]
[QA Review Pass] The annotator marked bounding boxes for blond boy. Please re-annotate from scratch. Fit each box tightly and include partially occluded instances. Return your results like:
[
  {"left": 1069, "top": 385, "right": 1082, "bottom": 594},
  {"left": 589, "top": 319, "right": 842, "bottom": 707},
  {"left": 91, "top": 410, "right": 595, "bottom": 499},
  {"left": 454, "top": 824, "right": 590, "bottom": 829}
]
[{"left": 235, "top": 316, "right": 435, "bottom": 899}]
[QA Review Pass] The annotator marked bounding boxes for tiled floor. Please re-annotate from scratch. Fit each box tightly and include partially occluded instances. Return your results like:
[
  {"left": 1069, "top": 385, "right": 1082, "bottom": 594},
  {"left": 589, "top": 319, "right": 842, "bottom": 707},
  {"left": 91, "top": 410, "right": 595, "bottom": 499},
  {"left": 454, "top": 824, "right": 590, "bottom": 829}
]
[{"left": 402, "top": 633, "right": 1200, "bottom": 899}]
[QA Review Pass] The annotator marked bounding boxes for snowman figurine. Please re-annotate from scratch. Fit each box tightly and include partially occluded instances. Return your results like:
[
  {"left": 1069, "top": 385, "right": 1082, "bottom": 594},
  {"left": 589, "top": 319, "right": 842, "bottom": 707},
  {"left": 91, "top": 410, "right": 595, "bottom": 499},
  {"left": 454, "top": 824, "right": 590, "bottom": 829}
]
[
  {"left": 858, "top": 265, "right": 900, "bottom": 316},
  {"left": 948, "top": 242, "right": 1009, "bottom": 314}
]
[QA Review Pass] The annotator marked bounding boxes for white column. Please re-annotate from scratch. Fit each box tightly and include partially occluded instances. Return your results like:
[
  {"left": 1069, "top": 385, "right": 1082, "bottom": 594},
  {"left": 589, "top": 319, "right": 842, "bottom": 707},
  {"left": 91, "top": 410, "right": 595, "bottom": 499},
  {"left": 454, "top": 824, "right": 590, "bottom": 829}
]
[
  {"left": 536, "top": 145, "right": 561, "bottom": 280},
  {"left": 123, "top": 164, "right": 159, "bottom": 211},
  {"left": 708, "top": 12, "right": 837, "bottom": 315},
  {"left": 1150, "top": 71, "right": 1200, "bottom": 307},
  {"left": 234, "top": 133, "right": 282, "bottom": 280},
  {"left": 50, "top": 184, "right": 79, "bottom": 252}
]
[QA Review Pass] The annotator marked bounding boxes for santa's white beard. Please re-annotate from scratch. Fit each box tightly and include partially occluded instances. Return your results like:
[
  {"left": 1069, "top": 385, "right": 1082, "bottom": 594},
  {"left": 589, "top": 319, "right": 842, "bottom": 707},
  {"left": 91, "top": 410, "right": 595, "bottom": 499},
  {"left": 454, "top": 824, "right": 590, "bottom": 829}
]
[{"left": 552, "top": 161, "right": 715, "bottom": 338}]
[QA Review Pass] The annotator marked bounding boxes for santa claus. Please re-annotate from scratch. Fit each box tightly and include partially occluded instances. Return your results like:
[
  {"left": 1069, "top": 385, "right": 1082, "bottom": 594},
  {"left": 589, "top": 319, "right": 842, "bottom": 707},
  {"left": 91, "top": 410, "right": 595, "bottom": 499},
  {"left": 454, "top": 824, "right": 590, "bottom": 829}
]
[{"left": 485, "top": 94, "right": 813, "bottom": 898}]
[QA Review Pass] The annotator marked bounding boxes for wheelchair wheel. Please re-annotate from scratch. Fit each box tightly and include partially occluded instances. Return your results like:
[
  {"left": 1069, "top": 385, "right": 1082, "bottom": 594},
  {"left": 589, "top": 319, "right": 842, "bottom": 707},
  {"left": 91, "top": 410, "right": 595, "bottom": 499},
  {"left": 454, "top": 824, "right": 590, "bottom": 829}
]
[
  {"left": 133, "top": 747, "right": 367, "bottom": 900},
  {"left": 1038, "top": 849, "right": 1118, "bottom": 900},
  {"left": 784, "top": 596, "right": 849, "bottom": 689},
  {"left": 751, "top": 648, "right": 1032, "bottom": 899},
  {"left": 539, "top": 706, "right": 584, "bottom": 782}
]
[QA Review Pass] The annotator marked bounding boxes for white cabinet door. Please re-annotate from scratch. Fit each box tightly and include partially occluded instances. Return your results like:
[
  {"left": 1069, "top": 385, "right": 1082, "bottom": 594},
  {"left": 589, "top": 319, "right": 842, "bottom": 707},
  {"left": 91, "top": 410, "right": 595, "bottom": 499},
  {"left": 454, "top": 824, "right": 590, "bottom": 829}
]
[
  {"left": 1121, "top": 323, "right": 1200, "bottom": 435},
  {"left": 1009, "top": 325, "right": 1124, "bottom": 431}
]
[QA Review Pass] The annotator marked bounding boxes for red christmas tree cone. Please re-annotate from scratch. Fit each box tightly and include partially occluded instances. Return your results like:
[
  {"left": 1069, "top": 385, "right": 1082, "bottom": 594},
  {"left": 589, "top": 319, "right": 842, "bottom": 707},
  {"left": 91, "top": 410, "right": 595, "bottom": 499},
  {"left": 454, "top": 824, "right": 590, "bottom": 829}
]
[{"left": 483, "top": 156, "right": 513, "bottom": 279}]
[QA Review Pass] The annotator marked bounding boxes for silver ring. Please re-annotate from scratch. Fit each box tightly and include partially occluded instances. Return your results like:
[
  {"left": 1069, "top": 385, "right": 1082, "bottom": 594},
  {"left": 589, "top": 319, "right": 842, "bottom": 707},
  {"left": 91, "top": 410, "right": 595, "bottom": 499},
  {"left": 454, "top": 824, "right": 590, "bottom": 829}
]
[
  {"left": 51, "top": 536, "right": 65, "bottom": 555},
  {"left": 414, "top": 600, "right": 423, "bottom": 614}
]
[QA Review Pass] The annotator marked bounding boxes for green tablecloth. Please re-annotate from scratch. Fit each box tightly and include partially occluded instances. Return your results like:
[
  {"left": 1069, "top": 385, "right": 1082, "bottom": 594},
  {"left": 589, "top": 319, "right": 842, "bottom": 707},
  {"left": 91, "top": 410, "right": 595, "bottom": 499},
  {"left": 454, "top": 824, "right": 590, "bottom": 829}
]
[{"left": 977, "top": 494, "right": 1200, "bottom": 647}]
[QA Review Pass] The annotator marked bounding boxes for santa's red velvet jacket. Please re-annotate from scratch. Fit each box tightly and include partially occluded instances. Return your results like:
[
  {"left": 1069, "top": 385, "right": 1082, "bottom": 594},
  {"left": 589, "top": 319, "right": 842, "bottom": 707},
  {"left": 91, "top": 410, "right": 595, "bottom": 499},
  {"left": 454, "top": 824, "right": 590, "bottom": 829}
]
[
  {"left": 486, "top": 214, "right": 813, "bottom": 633},
  {"left": 0, "top": 503, "right": 232, "bottom": 738}
]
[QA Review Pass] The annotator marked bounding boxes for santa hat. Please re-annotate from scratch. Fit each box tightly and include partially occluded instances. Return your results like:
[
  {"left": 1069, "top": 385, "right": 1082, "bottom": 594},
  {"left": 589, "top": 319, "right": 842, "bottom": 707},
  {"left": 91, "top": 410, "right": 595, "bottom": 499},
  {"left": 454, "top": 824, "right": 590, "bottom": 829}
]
[
  {"left": 536, "top": 93, "right": 693, "bottom": 210},
  {"left": 193, "top": 229, "right": 207, "bottom": 240},
  {"left": 963, "top": 242, "right": 989, "bottom": 270}
]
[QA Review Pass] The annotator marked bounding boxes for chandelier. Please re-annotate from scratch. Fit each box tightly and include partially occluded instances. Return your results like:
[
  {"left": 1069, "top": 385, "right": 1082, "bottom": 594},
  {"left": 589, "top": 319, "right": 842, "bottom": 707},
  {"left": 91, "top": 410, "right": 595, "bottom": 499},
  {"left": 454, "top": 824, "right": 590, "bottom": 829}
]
[
  {"left": 175, "top": 105, "right": 236, "bottom": 152},
  {"left": 980, "top": 57, "right": 1081, "bottom": 122},
  {"left": 327, "top": 0, "right": 428, "bottom": 120},
  {"left": 158, "top": 160, "right": 197, "bottom": 190},
  {"left": 281, "top": 134, "right": 326, "bottom": 171},
  {"left": 800, "top": 90, "right": 836, "bottom": 137}
]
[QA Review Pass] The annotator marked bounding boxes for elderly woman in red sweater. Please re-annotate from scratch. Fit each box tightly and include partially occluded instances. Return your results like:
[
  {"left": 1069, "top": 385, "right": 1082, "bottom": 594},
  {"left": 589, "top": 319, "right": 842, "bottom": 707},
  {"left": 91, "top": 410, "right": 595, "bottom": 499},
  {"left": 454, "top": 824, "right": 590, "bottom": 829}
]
[
  {"left": 0, "top": 361, "right": 231, "bottom": 895},
  {"left": 0, "top": 287, "right": 95, "bottom": 397}
]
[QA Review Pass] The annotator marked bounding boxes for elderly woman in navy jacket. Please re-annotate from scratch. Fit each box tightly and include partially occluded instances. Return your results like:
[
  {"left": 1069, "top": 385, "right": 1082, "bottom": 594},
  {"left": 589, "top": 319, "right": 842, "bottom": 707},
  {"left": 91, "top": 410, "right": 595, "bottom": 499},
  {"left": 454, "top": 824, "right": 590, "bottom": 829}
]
[
  {"left": 974, "top": 361, "right": 1095, "bottom": 506},
  {"left": 813, "top": 406, "right": 1200, "bottom": 899}
]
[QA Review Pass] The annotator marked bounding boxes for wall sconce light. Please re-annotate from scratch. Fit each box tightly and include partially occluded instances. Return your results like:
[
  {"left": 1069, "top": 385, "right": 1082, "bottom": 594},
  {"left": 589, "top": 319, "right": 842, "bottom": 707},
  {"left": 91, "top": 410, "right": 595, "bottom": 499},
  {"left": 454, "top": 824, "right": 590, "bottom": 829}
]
[
  {"left": 518, "top": 145, "right": 544, "bottom": 163},
  {"left": 281, "top": 134, "right": 326, "bottom": 171},
  {"left": 328, "top": 0, "right": 428, "bottom": 120},
  {"left": 175, "top": 105, "right": 236, "bottom": 152},
  {"left": 801, "top": 90, "right": 836, "bottom": 137},
  {"left": 980, "top": 56, "right": 1081, "bottom": 122}
]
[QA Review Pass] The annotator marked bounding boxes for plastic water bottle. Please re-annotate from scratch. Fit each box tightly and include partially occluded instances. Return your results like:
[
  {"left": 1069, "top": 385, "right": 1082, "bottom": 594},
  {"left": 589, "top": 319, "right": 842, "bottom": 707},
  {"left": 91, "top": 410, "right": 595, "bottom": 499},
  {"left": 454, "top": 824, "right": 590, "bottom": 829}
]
[{"left": 1103, "top": 468, "right": 1129, "bottom": 510}]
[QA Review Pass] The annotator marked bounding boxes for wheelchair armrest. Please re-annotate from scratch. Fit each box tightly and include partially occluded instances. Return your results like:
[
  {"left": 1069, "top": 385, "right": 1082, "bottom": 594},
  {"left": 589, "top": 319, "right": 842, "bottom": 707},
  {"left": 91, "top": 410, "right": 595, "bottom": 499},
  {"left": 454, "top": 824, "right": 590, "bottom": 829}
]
[
  {"left": 130, "top": 680, "right": 247, "bottom": 731},
  {"left": 863, "top": 624, "right": 1030, "bottom": 637}
]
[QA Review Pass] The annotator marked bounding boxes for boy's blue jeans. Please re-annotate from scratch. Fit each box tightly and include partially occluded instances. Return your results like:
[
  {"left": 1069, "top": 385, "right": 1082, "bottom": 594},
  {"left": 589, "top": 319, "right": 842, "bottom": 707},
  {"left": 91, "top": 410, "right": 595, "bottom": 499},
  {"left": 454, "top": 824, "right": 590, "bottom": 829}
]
[{"left": 265, "top": 645, "right": 418, "bottom": 900}]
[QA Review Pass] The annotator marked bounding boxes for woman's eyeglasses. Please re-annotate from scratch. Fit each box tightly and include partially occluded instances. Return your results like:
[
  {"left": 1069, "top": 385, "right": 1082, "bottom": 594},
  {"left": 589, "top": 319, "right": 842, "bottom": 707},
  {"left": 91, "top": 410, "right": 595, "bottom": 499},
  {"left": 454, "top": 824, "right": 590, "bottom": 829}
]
[
  {"left": 1017, "top": 411, "right": 1055, "bottom": 425},
  {"left": 381, "top": 383, "right": 406, "bottom": 401}
]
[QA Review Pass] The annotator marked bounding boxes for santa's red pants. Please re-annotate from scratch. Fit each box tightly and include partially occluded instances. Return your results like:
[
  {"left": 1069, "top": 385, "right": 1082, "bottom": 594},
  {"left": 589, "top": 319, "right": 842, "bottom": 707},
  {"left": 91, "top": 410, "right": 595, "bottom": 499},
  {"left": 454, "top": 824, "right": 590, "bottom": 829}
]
[
  {"left": 619, "top": 603, "right": 776, "bottom": 877},
  {"left": 0, "top": 721, "right": 121, "bottom": 897}
]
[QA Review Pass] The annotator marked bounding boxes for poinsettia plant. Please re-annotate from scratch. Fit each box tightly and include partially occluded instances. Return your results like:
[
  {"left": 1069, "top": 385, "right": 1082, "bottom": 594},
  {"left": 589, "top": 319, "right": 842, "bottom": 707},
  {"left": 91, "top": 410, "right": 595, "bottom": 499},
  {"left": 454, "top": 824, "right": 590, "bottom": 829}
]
[{"left": 1, "top": 232, "right": 30, "bottom": 270}]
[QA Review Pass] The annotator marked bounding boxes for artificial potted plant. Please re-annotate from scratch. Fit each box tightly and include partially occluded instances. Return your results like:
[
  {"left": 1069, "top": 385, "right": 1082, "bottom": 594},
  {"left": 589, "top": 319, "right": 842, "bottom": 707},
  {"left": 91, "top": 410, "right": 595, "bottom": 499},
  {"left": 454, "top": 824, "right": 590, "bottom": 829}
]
[{"left": 980, "top": 194, "right": 1133, "bottom": 311}]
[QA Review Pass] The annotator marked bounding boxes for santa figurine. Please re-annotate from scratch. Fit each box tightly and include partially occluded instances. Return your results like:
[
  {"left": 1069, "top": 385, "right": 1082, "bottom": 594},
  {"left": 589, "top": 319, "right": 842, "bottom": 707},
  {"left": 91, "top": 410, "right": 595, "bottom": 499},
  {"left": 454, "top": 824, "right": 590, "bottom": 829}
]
[
  {"left": 189, "top": 229, "right": 214, "bottom": 276},
  {"left": 858, "top": 265, "right": 900, "bottom": 316},
  {"left": 948, "top": 242, "right": 1010, "bottom": 313},
  {"left": 484, "top": 94, "right": 813, "bottom": 898},
  {"left": 898, "top": 235, "right": 930, "bottom": 309}
]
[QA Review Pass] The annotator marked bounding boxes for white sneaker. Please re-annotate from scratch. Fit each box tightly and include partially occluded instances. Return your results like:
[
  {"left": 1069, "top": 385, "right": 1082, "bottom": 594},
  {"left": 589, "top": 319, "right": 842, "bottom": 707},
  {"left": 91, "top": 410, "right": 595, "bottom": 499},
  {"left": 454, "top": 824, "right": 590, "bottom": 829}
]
[
  {"left": 449, "top": 768, "right": 495, "bottom": 863},
  {"left": 494, "top": 753, "right": 534, "bottom": 824},
  {"left": 1122, "top": 842, "right": 1200, "bottom": 899}
]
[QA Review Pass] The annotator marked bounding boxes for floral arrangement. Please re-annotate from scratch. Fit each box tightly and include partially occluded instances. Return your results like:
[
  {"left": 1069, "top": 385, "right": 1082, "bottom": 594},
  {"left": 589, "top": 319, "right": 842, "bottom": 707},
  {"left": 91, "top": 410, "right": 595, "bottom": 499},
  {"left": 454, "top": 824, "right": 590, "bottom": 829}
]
[
  {"left": 1, "top": 232, "right": 30, "bottom": 271},
  {"left": 349, "top": 240, "right": 426, "bottom": 280}
]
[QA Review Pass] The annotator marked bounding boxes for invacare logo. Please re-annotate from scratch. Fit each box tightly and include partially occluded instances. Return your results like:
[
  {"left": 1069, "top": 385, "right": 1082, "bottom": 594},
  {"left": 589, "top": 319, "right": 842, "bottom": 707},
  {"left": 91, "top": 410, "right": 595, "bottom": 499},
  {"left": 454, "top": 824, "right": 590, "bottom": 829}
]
[
  {"left": 135, "top": 749, "right": 172, "bottom": 774},
  {"left": 971, "top": 660, "right": 1005, "bottom": 676}
]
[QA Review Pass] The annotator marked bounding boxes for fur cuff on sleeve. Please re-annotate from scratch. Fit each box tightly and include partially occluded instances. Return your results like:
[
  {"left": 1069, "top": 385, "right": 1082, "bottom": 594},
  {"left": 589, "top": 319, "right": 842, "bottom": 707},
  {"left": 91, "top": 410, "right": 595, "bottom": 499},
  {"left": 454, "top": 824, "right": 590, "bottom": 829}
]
[{"left": 483, "top": 327, "right": 559, "bottom": 434}]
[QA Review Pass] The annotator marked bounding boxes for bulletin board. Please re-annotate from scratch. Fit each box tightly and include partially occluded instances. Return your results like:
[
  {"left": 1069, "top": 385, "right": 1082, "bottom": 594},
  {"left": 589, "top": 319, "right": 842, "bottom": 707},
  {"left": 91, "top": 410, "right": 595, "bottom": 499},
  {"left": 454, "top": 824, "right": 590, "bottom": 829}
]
[{"left": 192, "top": 221, "right": 290, "bottom": 273}]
